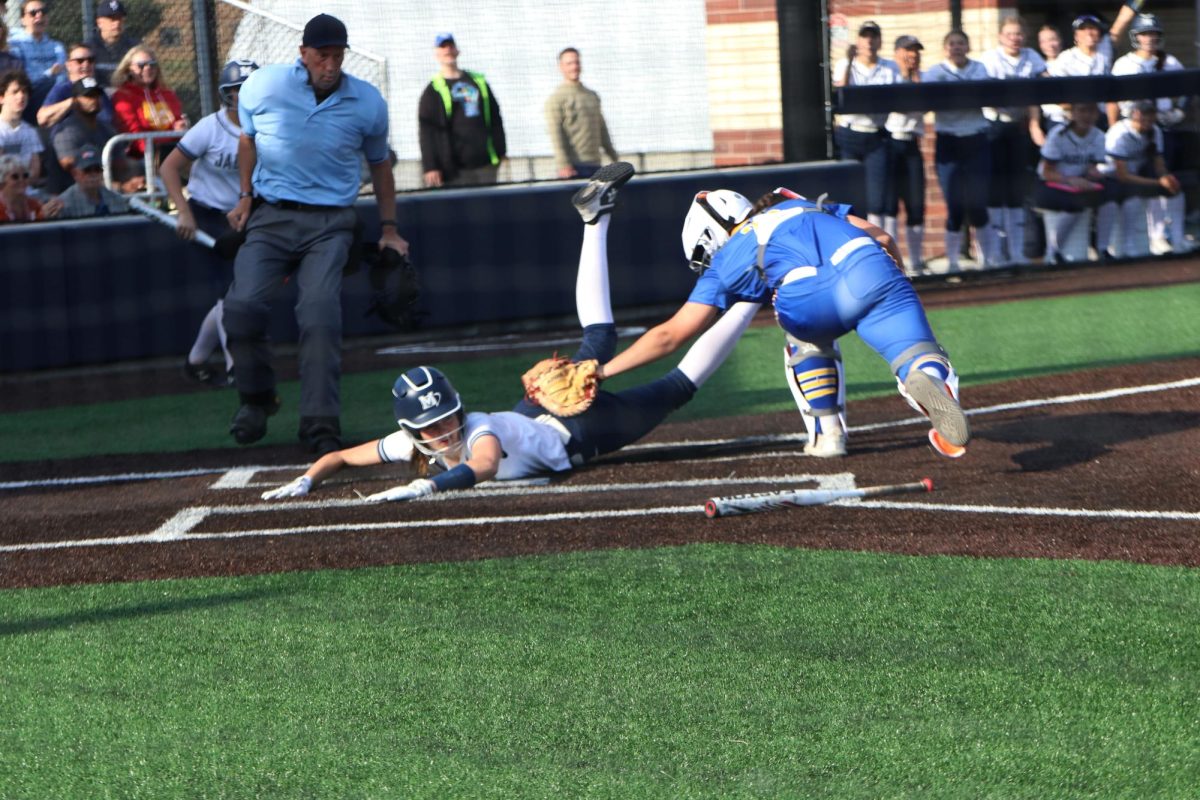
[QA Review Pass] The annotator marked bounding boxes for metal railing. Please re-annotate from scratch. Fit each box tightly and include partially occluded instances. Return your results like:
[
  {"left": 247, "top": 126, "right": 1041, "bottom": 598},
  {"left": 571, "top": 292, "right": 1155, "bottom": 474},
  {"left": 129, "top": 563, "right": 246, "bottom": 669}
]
[{"left": 100, "top": 131, "right": 186, "bottom": 202}]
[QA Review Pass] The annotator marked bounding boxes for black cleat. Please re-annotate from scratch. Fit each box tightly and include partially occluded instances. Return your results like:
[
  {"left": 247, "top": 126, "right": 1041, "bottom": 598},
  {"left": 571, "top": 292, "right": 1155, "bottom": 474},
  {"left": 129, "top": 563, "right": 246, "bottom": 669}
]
[
  {"left": 571, "top": 161, "right": 635, "bottom": 223},
  {"left": 229, "top": 396, "right": 281, "bottom": 445}
]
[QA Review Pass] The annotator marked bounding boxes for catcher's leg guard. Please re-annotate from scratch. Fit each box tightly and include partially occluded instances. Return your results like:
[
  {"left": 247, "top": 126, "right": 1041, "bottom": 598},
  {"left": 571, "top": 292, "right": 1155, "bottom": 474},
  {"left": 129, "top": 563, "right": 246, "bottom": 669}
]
[
  {"left": 891, "top": 343, "right": 969, "bottom": 455},
  {"left": 784, "top": 335, "right": 847, "bottom": 457}
]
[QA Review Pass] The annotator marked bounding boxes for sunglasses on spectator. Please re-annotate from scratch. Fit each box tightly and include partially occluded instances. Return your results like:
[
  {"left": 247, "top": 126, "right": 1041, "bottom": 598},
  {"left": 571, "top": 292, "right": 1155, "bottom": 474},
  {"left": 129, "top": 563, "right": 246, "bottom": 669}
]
[
  {"left": 70, "top": 56, "right": 96, "bottom": 63},
  {"left": 8, "top": 172, "right": 31, "bottom": 181},
  {"left": 82, "top": 166, "right": 104, "bottom": 174},
  {"left": 134, "top": 60, "right": 158, "bottom": 68},
  {"left": 25, "top": 8, "right": 47, "bottom": 17}
]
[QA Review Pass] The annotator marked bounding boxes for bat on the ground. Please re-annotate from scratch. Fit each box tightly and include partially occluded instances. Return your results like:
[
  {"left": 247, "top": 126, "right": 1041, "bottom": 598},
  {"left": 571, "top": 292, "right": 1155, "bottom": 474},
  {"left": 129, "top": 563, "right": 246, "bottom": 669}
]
[
  {"left": 128, "top": 196, "right": 216, "bottom": 248},
  {"left": 705, "top": 478, "right": 933, "bottom": 519}
]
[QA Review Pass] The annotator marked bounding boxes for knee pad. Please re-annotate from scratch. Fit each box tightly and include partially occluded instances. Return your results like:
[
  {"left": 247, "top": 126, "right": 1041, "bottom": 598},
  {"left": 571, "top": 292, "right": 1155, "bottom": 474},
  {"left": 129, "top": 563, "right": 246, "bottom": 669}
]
[
  {"left": 220, "top": 300, "right": 271, "bottom": 341},
  {"left": 783, "top": 335, "right": 846, "bottom": 440}
]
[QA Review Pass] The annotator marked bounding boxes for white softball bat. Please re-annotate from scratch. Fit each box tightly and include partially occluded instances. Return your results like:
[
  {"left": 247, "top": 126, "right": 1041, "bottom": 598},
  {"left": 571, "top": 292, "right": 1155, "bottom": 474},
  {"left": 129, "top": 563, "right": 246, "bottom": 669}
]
[
  {"left": 128, "top": 196, "right": 216, "bottom": 248},
  {"left": 705, "top": 478, "right": 933, "bottom": 519}
]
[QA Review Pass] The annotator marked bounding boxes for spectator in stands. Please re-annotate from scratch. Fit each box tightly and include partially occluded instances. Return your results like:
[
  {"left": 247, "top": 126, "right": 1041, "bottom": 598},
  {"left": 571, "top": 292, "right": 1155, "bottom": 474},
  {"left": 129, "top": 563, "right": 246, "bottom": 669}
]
[
  {"left": 884, "top": 34, "right": 926, "bottom": 273},
  {"left": 7, "top": 0, "right": 64, "bottom": 122},
  {"left": 0, "top": 69, "right": 42, "bottom": 181},
  {"left": 1045, "top": 15, "right": 1113, "bottom": 133},
  {"left": 979, "top": 15, "right": 1047, "bottom": 267},
  {"left": 111, "top": 44, "right": 186, "bottom": 158},
  {"left": 923, "top": 30, "right": 993, "bottom": 271},
  {"left": 53, "top": 144, "right": 128, "bottom": 217},
  {"left": 1034, "top": 102, "right": 1112, "bottom": 262},
  {"left": 544, "top": 47, "right": 617, "bottom": 179},
  {"left": 160, "top": 59, "right": 259, "bottom": 388},
  {"left": 0, "top": 151, "right": 59, "bottom": 220},
  {"left": 418, "top": 32, "right": 506, "bottom": 187},
  {"left": 51, "top": 73, "right": 140, "bottom": 191},
  {"left": 0, "top": 19, "right": 23, "bottom": 74},
  {"left": 832, "top": 20, "right": 897, "bottom": 231},
  {"left": 87, "top": 0, "right": 137, "bottom": 87},
  {"left": 1037, "top": 24, "right": 1062, "bottom": 64},
  {"left": 1100, "top": 100, "right": 1189, "bottom": 255},
  {"left": 37, "top": 42, "right": 115, "bottom": 131}
]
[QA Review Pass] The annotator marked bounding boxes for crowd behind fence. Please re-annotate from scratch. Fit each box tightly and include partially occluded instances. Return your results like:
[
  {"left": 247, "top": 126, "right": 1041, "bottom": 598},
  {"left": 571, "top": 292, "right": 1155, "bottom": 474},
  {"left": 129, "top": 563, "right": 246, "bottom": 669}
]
[{"left": 2, "top": 0, "right": 1198, "bottom": 271}]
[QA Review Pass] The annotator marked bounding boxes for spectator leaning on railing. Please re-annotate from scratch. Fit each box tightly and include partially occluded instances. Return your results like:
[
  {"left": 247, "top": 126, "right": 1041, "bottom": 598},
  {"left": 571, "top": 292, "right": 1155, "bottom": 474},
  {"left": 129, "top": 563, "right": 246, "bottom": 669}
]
[
  {"left": 37, "top": 41, "right": 115, "bottom": 131},
  {"left": 53, "top": 144, "right": 128, "bottom": 218},
  {"left": 111, "top": 44, "right": 187, "bottom": 159}
]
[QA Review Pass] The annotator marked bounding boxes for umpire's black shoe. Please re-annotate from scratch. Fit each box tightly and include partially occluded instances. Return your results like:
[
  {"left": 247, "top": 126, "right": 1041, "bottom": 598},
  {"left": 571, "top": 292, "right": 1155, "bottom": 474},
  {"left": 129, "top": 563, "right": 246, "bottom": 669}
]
[
  {"left": 229, "top": 394, "right": 281, "bottom": 445},
  {"left": 299, "top": 416, "right": 343, "bottom": 456},
  {"left": 572, "top": 161, "right": 635, "bottom": 224}
]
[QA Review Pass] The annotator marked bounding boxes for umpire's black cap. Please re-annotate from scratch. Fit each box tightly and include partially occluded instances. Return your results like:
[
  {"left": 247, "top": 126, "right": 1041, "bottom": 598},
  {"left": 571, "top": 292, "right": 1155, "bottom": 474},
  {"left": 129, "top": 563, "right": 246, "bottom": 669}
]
[{"left": 302, "top": 14, "right": 349, "bottom": 49}]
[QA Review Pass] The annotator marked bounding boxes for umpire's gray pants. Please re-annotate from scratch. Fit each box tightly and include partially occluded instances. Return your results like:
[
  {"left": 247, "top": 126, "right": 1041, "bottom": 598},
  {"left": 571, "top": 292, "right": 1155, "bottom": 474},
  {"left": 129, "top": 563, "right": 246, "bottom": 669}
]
[{"left": 223, "top": 203, "right": 358, "bottom": 419}]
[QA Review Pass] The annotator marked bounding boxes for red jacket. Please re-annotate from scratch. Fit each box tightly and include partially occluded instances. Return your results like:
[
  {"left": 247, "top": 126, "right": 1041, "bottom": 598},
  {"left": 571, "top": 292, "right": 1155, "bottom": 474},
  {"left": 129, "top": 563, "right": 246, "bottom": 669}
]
[{"left": 112, "top": 81, "right": 184, "bottom": 156}]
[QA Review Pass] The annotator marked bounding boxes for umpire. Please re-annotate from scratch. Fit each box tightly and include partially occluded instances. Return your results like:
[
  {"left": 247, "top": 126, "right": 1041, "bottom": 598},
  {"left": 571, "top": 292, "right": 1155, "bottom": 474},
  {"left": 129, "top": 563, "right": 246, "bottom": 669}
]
[{"left": 225, "top": 13, "right": 409, "bottom": 454}]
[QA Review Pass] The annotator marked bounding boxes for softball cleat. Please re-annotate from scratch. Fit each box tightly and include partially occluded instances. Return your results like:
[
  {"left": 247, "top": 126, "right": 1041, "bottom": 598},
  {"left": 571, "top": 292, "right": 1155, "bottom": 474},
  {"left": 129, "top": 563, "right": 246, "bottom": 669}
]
[
  {"left": 928, "top": 429, "right": 967, "bottom": 459},
  {"left": 904, "top": 369, "right": 970, "bottom": 448},
  {"left": 803, "top": 432, "right": 848, "bottom": 458},
  {"left": 572, "top": 161, "right": 635, "bottom": 223}
]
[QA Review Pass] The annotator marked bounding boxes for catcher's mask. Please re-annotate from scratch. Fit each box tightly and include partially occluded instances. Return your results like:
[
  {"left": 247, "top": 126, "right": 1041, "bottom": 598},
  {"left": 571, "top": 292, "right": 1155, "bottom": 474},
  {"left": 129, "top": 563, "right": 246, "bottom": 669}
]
[
  {"left": 218, "top": 59, "right": 259, "bottom": 107},
  {"left": 393, "top": 366, "right": 464, "bottom": 458},
  {"left": 681, "top": 189, "right": 753, "bottom": 274}
]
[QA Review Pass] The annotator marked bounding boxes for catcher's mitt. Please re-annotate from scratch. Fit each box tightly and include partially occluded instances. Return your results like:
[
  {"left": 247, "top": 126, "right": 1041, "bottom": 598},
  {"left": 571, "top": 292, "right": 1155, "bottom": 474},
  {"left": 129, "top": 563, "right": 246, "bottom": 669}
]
[
  {"left": 521, "top": 356, "right": 600, "bottom": 417},
  {"left": 363, "top": 246, "right": 422, "bottom": 331}
]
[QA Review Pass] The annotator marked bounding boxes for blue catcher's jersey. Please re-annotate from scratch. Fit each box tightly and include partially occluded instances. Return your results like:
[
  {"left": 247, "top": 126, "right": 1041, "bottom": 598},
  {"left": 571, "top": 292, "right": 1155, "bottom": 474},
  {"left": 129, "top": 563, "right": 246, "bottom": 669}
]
[{"left": 706, "top": 197, "right": 868, "bottom": 300}]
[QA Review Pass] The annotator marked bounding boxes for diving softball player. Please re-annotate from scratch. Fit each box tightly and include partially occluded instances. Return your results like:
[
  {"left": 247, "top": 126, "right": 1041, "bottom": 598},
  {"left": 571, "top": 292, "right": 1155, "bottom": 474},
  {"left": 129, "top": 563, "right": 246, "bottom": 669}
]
[{"left": 261, "top": 163, "right": 761, "bottom": 501}]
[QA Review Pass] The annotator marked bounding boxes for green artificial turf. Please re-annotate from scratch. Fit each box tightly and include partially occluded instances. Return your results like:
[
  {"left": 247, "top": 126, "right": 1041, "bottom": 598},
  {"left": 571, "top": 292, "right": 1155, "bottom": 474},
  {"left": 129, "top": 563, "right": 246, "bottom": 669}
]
[
  {"left": 6, "top": 282, "right": 1198, "bottom": 463},
  {"left": 2, "top": 545, "right": 1197, "bottom": 798}
]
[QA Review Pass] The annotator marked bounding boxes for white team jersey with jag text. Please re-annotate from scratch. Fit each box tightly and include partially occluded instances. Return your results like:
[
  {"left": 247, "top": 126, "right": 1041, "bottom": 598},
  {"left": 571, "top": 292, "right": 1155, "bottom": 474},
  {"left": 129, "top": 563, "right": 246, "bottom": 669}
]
[
  {"left": 378, "top": 411, "right": 572, "bottom": 480},
  {"left": 1039, "top": 124, "right": 1106, "bottom": 178},
  {"left": 174, "top": 110, "right": 242, "bottom": 211}
]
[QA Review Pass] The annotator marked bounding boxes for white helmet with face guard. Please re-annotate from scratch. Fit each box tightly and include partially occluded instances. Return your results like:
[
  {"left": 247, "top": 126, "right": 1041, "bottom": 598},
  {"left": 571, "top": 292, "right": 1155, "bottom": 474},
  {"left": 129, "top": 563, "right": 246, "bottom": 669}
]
[{"left": 680, "top": 189, "right": 754, "bottom": 273}]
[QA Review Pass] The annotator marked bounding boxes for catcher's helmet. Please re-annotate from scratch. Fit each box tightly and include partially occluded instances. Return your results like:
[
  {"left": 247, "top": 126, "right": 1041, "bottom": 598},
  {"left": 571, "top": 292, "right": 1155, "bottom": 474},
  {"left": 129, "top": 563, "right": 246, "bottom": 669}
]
[
  {"left": 218, "top": 59, "right": 259, "bottom": 106},
  {"left": 1129, "top": 13, "right": 1162, "bottom": 47},
  {"left": 392, "top": 366, "right": 464, "bottom": 457},
  {"left": 681, "top": 189, "right": 753, "bottom": 274}
]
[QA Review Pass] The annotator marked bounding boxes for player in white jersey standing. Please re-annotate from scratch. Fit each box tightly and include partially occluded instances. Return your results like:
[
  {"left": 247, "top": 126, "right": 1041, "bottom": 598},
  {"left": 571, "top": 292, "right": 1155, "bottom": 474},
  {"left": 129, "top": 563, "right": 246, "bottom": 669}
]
[
  {"left": 883, "top": 34, "right": 927, "bottom": 273},
  {"left": 160, "top": 59, "right": 259, "bottom": 387},
  {"left": 978, "top": 15, "right": 1048, "bottom": 266},
  {"left": 1045, "top": 15, "right": 1112, "bottom": 132},
  {"left": 832, "top": 20, "right": 899, "bottom": 231},
  {"left": 923, "top": 30, "right": 992, "bottom": 272},
  {"left": 260, "top": 163, "right": 763, "bottom": 502}
]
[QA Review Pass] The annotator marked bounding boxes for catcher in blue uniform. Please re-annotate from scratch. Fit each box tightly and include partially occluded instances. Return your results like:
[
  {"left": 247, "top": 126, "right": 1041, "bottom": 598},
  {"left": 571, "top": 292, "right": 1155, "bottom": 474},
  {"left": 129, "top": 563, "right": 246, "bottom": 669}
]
[{"left": 685, "top": 188, "right": 971, "bottom": 457}]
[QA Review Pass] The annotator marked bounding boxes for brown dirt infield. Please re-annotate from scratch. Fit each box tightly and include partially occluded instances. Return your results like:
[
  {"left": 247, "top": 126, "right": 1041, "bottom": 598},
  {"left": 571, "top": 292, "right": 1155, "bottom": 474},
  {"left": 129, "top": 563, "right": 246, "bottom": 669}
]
[{"left": 2, "top": 259, "right": 1198, "bottom": 589}]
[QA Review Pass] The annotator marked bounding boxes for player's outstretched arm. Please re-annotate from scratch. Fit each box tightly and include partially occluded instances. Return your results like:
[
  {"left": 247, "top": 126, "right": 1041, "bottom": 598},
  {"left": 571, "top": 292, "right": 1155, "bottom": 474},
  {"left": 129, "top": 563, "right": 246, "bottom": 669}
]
[
  {"left": 261, "top": 440, "right": 385, "bottom": 499},
  {"left": 363, "top": 434, "right": 503, "bottom": 502},
  {"left": 599, "top": 302, "right": 719, "bottom": 381}
]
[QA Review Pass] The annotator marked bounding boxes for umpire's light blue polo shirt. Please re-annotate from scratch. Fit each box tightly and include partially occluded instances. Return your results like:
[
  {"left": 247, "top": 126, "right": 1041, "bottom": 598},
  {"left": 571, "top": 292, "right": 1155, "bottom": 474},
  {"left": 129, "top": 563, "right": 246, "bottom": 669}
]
[{"left": 238, "top": 60, "right": 390, "bottom": 208}]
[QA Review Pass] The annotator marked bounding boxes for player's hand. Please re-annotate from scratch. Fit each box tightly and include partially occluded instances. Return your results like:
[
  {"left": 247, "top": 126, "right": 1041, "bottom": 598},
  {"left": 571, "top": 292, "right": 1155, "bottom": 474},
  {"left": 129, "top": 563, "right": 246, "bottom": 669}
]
[
  {"left": 557, "top": 165, "right": 577, "bottom": 179},
  {"left": 362, "top": 478, "right": 435, "bottom": 503},
  {"left": 261, "top": 475, "right": 312, "bottom": 500},
  {"left": 176, "top": 207, "right": 197, "bottom": 240},
  {"left": 1160, "top": 174, "right": 1182, "bottom": 196},
  {"left": 423, "top": 170, "right": 443, "bottom": 188}
]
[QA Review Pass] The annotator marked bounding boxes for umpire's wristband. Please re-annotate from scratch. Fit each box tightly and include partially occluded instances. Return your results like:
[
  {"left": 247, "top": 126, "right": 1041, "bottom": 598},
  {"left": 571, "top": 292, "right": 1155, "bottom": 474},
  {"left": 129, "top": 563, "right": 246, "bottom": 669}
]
[{"left": 431, "top": 463, "right": 476, "bottom": 492}]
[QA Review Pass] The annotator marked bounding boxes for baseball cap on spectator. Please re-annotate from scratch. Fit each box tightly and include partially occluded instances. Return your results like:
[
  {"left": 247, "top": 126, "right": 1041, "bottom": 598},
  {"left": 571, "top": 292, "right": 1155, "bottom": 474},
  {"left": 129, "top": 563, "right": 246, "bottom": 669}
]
[
  {"left": 76, "top": 147, "right": 102, "bottom": 170},
  {"left": 302, "top": 14, "right": 349, "bottom": 49},
  {"left": 97, "top": 0, "right": 126, "bottom": 17},
  {"left": 894, "top": 35, "right": 923, "bottom": 50},
  {"left": 1072, "top": 14, "right": 1104, "bottom": 30},
  {"left": 73, "top": 76, "right": 103, "bottom": 96},
  {"left": 434, "top": 32, "right": 455, "bottom": 47},
  {"left": 858, "top": 21, "right": 882, "bottom": 37}
]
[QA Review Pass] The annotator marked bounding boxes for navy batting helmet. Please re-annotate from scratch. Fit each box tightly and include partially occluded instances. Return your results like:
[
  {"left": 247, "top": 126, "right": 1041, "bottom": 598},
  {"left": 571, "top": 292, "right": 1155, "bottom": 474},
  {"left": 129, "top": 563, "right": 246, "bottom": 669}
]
[
  {"left": 1129, "top": 13, "right": 1162, "bottom": 47},
  {"left": 218, "top": 59, "right": 259, "bottom": 106},
  {"left": 392, "top": 367, "right": 463, "bottom": 455}
]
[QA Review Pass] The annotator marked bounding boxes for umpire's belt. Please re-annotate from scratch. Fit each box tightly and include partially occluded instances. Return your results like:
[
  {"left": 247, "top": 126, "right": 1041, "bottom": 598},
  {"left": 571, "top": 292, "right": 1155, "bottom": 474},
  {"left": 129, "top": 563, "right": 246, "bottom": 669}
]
[{"left": 266, "top": 198, "right": 347, "bottom": 213}]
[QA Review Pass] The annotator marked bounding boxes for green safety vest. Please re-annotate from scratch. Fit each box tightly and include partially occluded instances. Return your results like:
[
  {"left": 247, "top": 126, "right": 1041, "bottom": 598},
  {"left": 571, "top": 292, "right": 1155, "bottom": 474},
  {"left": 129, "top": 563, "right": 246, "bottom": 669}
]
[{"left": 431, "top": 71, "right": 499, "bottom": 166}]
